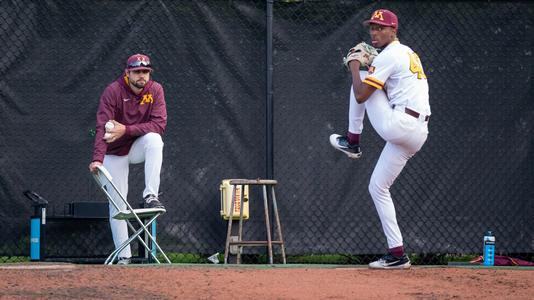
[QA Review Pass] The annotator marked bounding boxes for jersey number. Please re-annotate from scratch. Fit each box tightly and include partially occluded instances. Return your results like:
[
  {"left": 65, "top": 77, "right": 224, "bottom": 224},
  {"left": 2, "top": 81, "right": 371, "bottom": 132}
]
[{"left": 408, "top": 52, "right": 427, "bottom": 79}]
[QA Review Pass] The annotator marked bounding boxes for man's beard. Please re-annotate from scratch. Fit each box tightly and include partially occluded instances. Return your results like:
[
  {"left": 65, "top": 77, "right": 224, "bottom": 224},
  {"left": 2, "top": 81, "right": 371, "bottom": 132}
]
[{"left": 131, "top": 80, "right": 146, "bottom": 89}]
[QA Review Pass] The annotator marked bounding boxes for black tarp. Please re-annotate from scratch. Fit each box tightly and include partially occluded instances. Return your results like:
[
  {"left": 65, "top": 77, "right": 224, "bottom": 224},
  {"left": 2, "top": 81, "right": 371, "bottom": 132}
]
[{"left": 1, "top": 1, "right": 532, "bottom": 258}]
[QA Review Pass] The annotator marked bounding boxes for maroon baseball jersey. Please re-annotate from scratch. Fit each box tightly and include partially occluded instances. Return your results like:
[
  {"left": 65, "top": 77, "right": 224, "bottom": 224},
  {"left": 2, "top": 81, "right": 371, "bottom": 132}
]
[{"left": 92, "top": 75, "right": 167, "bottom": 163}]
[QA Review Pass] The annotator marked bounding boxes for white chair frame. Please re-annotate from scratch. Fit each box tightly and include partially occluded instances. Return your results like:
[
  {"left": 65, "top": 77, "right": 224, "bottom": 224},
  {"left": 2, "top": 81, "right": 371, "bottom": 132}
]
[{"left": 92, "top": 165, "right": 171, "bottom": 265}]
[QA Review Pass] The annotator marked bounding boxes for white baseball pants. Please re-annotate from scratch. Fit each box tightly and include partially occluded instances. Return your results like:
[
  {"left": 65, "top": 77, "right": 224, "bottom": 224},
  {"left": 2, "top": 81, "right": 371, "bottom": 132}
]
[
  {"left": 103, "top": 132, "right": 164, "bottom": 258},
  {"left": 348, "top": 74, "right": 428, "bottom": 249}
]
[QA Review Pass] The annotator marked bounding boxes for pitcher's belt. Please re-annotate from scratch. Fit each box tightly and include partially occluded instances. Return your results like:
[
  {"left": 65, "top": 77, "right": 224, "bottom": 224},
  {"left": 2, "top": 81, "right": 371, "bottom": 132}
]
[{"left": 392, "top": 105, "right": 430, "bottom": 122}]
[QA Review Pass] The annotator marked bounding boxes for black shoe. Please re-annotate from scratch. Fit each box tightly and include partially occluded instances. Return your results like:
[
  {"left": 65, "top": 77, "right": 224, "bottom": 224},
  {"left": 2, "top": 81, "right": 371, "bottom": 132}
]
[
  {"left": 329, "top": 134, "right": 362, "bottom": 159},
  {"left": 143, "top": 194, "right": 165, "bottom": 209},
  {"left": 369, "top": 253, "right": 411, "bottom": 269}
]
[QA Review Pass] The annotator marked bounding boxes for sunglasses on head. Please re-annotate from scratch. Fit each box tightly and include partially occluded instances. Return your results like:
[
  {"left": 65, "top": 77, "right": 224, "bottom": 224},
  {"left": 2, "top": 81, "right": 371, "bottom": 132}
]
[{"left": 128, "top": 60, "right": 152, "bottom": 69}]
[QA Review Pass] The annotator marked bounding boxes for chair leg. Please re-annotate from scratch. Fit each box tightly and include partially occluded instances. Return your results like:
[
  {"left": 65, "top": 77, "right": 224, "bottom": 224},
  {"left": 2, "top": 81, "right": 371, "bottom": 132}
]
[
  {"left": 134, "top": 215, "right": 171, "bottom": 264},
  {"left": 106, "top": 215, "right": 170, "bottom": 264},
  {"left": 106, "top": 220, "right": 159, "bottom": 265},
  {"left": 128, "top": 217, "right": 161, "bottom": 263},
  {"left": 106, "top": 223, "right": 146, "bottom": 265},
  {"left": 105, "top": 248, "right": 121, "bottom": 265}
]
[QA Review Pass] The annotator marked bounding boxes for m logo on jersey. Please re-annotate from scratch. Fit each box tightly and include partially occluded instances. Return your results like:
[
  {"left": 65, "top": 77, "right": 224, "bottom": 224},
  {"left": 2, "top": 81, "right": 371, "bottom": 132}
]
[
  {"left": 372, "top": 11, "right": 384, "bottom": 21},
  {"left": 140, "top": 94, "right": 154, "bottom": 105}
]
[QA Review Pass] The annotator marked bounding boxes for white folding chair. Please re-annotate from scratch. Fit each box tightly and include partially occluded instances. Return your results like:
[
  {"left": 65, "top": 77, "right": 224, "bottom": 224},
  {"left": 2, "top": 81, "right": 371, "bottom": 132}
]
[{"left": 92, "top": 165, "right": 171, "bottom": 265}]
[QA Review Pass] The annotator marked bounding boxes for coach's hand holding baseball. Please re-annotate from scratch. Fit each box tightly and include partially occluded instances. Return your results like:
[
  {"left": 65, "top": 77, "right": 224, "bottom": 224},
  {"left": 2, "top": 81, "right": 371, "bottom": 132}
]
[{"left": 103, "top": 120, "right": 126, "bottom": 143}]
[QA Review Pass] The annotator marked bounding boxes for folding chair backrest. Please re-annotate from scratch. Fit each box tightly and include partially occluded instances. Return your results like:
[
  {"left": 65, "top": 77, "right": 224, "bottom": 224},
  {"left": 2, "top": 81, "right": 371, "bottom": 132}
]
[{"left": 92, "top": 165, "right": 127, "bottom": 213}]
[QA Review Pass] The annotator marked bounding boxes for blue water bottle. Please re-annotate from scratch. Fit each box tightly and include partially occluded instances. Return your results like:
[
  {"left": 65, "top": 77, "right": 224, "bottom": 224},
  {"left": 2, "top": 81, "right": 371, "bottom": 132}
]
[{"left": 483, "top": 231, "right": 495, "bottom": 266}]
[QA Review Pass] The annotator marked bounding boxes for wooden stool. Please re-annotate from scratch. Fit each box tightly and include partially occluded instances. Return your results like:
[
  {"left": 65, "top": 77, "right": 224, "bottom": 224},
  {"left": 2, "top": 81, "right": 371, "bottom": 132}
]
[{"left": 223, "top": 179, "right": 286, "bottom": 264}]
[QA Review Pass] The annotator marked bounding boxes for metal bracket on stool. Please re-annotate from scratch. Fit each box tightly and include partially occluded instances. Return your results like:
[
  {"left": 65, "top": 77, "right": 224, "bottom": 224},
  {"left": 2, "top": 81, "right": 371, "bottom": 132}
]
[{"left": 223, "top": 179, "right": 286, "bottom": 264}]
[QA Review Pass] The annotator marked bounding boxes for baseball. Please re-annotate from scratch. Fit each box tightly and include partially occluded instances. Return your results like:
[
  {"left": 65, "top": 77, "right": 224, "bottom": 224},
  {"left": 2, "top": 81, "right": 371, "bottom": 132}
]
[{"left": 105, "top": 121, "right": 115, "bottom": 132}]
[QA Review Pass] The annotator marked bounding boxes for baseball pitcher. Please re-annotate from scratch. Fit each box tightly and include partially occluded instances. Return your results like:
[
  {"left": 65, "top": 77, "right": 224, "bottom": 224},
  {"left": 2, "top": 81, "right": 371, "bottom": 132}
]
[{"left": 330, "top": 9, "right": 431, "bottom": 269}]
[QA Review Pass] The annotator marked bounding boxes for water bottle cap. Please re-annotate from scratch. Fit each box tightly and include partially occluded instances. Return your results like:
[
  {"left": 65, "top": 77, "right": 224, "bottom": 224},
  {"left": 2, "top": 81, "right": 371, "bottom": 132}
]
[{"left": 485, "top": 230, "right": 493, "bottom": 236}]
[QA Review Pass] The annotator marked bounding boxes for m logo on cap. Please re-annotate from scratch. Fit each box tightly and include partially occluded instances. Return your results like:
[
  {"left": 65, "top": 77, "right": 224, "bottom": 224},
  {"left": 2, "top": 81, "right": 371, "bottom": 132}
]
[
  {"left": 372, "top": 10, "right": 384, "bottom": 21},
  {"left": 364, "top": 9, "right": 398, "bottom": 29}
]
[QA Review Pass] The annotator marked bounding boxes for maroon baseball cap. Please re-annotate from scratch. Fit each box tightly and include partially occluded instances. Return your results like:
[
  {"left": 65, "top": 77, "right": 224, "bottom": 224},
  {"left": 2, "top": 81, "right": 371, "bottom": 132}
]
[
  {"left": 126, "top": 53, "right": 153, "bottom": 71},
  {"left": 364, "top": 9, "right": 398, "bottom": 29}
]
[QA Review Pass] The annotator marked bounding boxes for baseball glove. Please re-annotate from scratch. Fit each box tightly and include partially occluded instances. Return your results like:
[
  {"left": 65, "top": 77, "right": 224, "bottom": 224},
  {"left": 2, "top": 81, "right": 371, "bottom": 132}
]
[{"left": 343, "top": 42, "right": 378, "bottom": 69}]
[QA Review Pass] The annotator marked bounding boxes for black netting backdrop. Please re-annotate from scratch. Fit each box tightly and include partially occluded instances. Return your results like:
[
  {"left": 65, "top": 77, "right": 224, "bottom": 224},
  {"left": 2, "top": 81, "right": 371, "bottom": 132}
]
[
  {"left": 273, "top": 0, "right": 534, "bottom": 258},
  {"left": 1, "top": 0, "right": 533, "bottom": 263}
]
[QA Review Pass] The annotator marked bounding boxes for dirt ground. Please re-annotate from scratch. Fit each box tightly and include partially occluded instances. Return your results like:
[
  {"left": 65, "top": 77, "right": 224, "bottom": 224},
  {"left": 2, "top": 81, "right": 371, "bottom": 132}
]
[{"left": 1, "top": 263, "right": 533, "bottom": 299}]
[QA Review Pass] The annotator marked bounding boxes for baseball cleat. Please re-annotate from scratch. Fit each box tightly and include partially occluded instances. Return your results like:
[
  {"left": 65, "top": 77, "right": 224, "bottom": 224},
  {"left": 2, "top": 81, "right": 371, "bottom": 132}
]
[
  {"left": 368, "top": 253, "right": 411, "bottom": 269},
  {"left": 329, "top": 134, "right": 362, "bottom": 159},
  {"left": 143, "top": 194, "right": 165, "bottom": 210},
  {"left": 117, "top": 257, "right": 131, "bottom": 265}
]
